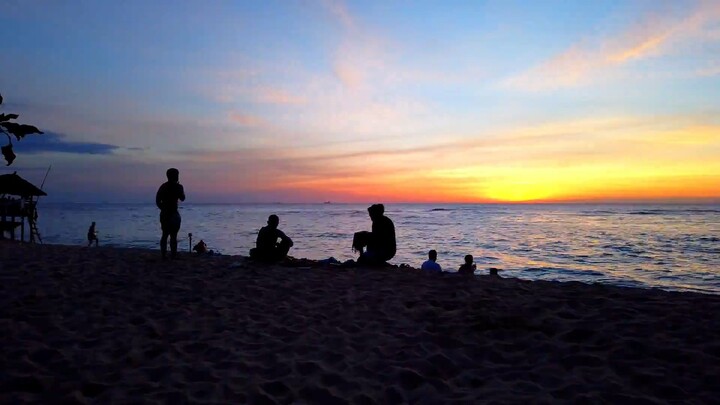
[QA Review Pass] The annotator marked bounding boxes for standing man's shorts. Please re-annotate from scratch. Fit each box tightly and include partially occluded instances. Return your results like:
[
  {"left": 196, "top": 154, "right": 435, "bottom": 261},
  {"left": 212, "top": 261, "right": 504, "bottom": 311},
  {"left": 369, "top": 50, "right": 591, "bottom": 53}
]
[{"left": 160, "top": 211, "right": 182, "bottom": 233}]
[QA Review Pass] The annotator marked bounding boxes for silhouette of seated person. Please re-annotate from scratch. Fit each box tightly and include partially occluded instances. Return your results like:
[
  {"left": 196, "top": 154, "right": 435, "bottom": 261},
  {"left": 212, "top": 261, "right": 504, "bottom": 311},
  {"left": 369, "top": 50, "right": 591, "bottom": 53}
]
[
  {"left": 250, "top": 214, "right": 294, "bottom": 262},
  {"left": 193, "top": 240, "right": 208, "bottom": 255},
  {"left": 421, "top": 249, "right": 442, "bottom": 273},
  {"left": 353, "top": 204, "right": 396, "bottom": 266},
  {"left": 458, "top": 254, "right": 477, "bottom": 275}
]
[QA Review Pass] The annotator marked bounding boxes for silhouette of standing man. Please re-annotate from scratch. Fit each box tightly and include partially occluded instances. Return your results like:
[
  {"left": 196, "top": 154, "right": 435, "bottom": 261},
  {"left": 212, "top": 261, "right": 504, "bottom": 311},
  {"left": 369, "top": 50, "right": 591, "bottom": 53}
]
[
  {"left": 87, "top": 221, "right": 99, "bottom": 247},
  {"left": 156, "top": 168, "right": 185, "bottom": 259}
]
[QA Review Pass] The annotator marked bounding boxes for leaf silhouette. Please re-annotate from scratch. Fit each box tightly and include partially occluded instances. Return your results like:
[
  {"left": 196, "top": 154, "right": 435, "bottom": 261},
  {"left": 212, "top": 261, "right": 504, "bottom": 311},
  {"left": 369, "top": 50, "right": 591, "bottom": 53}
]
[
  {"left": 0, "top": 122, "right": 44, "bottom": 140},
  {"left": 0, "top": 113, "right": 19, "bottom": 122},
  {"left": 1, "top": 143, "right": 16, "bottom": 166},
  {"left": 0, "top": 92, "right": 42, "bottom": 165}
]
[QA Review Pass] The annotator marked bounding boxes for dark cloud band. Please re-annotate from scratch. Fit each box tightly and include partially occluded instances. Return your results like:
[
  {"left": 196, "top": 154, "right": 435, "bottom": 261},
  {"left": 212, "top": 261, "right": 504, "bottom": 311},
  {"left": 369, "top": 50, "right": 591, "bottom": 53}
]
[{"left": 13, "top": 132, "right": 119, "bottom": 155}]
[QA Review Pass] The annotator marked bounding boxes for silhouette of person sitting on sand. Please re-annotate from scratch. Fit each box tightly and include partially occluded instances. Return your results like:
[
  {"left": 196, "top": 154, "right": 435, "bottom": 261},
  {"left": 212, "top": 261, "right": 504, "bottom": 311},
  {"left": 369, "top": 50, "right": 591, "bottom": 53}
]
[
  {"left": 458, "top": 254, "right": 476, "bottom": 275},
  {"left": 193, "top": 240, "right": 208, "bottom": 254},
  {"left": 250, "top": 214, "right": 294, "bottom": 262},
  {"left": 156, "top": 168, "right": 186, "bottom": 259},
  {"left": 353, "top": 204, "right": 396, "bottom": 266},
  {"left": 421, "top": 249, "right": 442, "bottom": 273},
  {"left": 87, "top": 222, "right": 99, "bottom": 247}
]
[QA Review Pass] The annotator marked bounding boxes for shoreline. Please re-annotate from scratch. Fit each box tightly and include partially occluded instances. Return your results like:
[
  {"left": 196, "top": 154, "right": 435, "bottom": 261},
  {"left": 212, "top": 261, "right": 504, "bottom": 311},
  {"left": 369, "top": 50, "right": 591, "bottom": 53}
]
[
  {"left": 19, "top": 242, "right": 720, "bottom": 295},
  {"left": 32, "top": 202, "right": 720, "bottom": 294},
  {"left": 2, "top": 242, "right": 719, "bottom": 402}
]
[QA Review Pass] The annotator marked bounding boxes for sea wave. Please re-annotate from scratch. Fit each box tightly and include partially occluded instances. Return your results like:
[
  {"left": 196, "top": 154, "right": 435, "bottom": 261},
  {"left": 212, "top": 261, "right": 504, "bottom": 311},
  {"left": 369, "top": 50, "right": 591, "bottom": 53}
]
[{"left": 524, "top": 267, "right": 606, "bottom": 278}]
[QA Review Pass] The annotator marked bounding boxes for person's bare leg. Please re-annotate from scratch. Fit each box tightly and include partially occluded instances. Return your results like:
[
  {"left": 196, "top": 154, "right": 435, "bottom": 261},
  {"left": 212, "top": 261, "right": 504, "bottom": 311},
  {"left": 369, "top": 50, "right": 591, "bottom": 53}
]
[
  {"left": 170, "top": 232, "right": 178, "bottom": 258},
  {"left": 276, "top": 239, "right": 292, "bottom": 260},
  {"left": 161, "top": 232, "right": 169, "bottom": 258}
]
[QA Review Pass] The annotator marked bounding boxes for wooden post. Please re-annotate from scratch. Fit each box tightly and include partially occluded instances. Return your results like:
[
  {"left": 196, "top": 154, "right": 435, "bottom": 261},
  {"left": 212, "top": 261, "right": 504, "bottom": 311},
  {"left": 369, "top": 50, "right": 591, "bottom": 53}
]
[
  {"left": 10, "top": 214, "right": 15, "bottom": 241},
  {"left": 20, "top": 215, "right": 25, "bottom": 242}
]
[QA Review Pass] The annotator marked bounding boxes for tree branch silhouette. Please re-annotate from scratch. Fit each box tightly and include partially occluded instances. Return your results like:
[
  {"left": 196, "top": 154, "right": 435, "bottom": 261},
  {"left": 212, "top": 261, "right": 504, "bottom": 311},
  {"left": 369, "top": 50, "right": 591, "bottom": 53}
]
[{"left": 0, "top": 93, "right": 44, "bottom": 165}]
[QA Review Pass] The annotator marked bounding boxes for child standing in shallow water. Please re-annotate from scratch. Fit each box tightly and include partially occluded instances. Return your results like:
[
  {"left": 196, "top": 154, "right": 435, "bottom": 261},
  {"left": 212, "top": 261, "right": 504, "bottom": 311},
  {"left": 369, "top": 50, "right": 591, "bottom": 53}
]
[{"left": 458, "top": 254, "right": 476, "bottom": 275}]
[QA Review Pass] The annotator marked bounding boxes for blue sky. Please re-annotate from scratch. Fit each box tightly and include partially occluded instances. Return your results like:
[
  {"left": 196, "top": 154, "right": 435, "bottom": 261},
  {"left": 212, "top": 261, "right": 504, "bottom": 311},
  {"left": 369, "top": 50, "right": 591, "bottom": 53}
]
[{"left": 1, "top": 0, "right": 719, "bottom": 202}]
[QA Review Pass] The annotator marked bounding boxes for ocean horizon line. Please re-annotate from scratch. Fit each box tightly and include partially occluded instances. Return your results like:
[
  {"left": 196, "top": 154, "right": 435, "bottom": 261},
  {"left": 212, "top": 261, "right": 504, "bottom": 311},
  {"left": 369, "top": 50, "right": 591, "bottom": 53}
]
[{"left": 38, "top": 200, "right": 720, "bottom": 206}]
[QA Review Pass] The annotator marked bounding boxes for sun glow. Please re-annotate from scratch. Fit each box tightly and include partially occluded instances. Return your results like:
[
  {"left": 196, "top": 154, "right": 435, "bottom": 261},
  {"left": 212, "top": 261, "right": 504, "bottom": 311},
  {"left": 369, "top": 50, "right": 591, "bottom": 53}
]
[{"left": 484, "top": 183, "right": 557, "bottom": 202}]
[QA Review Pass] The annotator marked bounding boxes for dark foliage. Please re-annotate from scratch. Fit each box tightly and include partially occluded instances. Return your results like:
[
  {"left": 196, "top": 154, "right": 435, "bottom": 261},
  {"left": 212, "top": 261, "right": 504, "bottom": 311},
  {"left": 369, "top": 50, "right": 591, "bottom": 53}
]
[{"left": 0, "top": 93, "right": 44, "bottom": 165}]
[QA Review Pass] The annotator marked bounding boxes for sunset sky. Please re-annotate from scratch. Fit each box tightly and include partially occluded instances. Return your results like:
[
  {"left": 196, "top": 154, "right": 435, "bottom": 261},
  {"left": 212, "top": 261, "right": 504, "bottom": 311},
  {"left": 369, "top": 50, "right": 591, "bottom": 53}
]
[{"left": 1, "top": 0, "right": 719, "bottom": 203}]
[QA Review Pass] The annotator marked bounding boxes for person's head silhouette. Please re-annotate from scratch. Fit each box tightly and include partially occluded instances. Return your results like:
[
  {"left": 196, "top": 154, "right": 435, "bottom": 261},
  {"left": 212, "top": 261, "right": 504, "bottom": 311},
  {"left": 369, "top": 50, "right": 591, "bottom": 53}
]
[
  {"left": 267, "top": 214, "right": 279, "bottom": 228},
  {"left": 464, "top": 254, "right": 473, "bottom": 265},
  {"left": 429, "top": 250, "right": 437, "bottom": 261},
  {"left": 368, "top": 203, "right": 384, "bottom": 221},
  {"left": 166, "top": 168, "right": 180, "bottom": 183}
]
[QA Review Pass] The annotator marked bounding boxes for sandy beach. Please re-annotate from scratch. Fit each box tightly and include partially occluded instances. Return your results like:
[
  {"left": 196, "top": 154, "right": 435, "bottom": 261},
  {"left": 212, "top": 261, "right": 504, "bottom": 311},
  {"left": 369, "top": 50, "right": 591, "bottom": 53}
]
[{"left": 1, "top": 242, "right": 719, "bottom": 403}]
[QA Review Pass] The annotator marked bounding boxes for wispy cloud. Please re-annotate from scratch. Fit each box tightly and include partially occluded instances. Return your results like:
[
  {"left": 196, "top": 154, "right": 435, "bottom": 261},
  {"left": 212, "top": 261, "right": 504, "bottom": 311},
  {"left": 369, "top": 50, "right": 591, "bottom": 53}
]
[
  {"left": 254, "top": 88, "right": 307, "bottom": 105},
  {"left": 204, "top": 81, "right": 308, "bottom": 106},
  {"left": 228, "top": 112, "right": 265, "bottom": 127},
  {"left": 696, "top": 63, "right": 720, "bottom": 77},
  {"left": 192, "top": 0, "right": 472, "bottom": 141},
  {"left": 333, "top": 58, "right": 366, "bottom": 90},
  {"left": 322, "top": 0, "right": 385, "bottom": 91},
  {"left": 504, "top": 0, "right": 720, "bottom": 91},
  {"left": 321, "top": 0, "right": 355, "bottom": 30}
]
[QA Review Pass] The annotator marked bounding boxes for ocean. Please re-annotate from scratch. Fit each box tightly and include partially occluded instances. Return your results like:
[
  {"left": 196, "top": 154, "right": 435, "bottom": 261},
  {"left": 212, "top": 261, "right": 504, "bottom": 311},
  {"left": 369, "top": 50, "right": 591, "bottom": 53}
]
[{"left": 34, "top": 203, "right": 720, "bottom": 294}]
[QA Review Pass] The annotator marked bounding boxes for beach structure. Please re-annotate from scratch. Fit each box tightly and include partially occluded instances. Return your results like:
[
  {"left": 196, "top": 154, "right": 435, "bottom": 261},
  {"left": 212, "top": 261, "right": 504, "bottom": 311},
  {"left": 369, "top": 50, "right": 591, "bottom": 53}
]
[{"left": 0, "top": 172, "right": 46, "bottom": 243}]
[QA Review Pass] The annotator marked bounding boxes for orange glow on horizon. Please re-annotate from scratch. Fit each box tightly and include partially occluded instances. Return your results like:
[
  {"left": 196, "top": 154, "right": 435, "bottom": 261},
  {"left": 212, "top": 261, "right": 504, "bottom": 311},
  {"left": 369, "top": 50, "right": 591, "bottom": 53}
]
[
  {"left": 274, "top": 172, "right": 720, "bottom": 203},
  {"left": 179, "top": 119, "right": 720, "bottom": 204}
]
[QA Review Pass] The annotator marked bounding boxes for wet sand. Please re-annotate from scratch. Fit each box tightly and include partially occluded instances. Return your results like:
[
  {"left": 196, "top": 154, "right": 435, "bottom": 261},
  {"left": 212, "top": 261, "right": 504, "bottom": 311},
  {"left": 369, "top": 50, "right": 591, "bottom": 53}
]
[{"left": 1, "top": 242, "right": 719, "bottom": 403}]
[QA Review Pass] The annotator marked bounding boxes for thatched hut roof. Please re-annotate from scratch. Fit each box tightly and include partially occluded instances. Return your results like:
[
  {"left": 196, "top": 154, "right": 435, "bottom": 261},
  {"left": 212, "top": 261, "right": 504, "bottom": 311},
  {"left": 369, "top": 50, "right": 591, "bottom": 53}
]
[{"left": 0, "top": 172, "right": 47, "bottom": 197}]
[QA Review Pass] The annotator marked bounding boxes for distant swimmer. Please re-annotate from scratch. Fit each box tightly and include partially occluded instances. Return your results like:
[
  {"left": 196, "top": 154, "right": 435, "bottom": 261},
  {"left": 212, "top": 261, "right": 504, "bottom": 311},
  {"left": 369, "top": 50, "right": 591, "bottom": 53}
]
[
  {"left": 87, "top": 221, "right": 99, "bottom": 247},
  {"left": 458, "top": 254, "right": 476, "bottom": 275},
  {"left": 421, "top": 249, "right": 442, "bottom": 273},
  {"left": 353, "top": 204, "right": 396, "bottom": 266},
  {"left": 250, "top": 214, "right": 294, "bottom": 262},
  {"left": 156, "top": 168, "right": 186, "bottom": 259}
]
